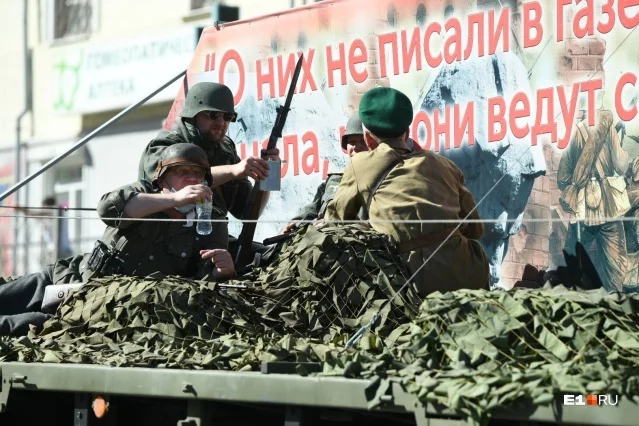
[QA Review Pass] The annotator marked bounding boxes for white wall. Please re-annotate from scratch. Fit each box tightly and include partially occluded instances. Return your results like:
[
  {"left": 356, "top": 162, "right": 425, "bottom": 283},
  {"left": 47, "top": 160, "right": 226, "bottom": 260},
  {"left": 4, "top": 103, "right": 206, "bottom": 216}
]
[{"left": 0, "top": 0, "right": 320, "bottom": 274}]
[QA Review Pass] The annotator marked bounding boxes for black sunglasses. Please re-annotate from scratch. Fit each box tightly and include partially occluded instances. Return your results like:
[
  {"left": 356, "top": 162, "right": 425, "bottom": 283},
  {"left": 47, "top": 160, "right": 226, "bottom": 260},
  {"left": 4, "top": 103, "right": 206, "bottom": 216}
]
[{"left": 203, "top": 111, "right": 236, "bottom": 122}]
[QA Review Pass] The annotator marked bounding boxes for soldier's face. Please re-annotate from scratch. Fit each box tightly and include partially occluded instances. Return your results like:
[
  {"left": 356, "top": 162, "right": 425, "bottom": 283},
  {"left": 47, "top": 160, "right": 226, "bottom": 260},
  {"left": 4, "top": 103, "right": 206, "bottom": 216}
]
[
  {"left": 194, "top": 111, "right": 231, "bottom": 144},
  {"left": 163, "top": 166, "right": 207, "bottom": 190},
  {"left": 346, "top": 135, "right": 368, "bottom": 157}
]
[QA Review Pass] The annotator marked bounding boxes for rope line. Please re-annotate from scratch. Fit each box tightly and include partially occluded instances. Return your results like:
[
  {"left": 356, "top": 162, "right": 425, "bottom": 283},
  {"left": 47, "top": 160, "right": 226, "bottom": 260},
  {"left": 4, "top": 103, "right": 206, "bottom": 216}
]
[{"left": 2, "top": 213, "right": 639, "bottom": 225}]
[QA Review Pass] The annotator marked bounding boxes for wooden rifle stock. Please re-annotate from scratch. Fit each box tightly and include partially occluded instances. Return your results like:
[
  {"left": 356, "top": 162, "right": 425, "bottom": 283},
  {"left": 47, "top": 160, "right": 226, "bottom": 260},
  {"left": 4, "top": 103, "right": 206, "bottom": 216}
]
[
  {"left": 234, "top": 54, "right": 304, "bottom": 269},
  {"left": 234, "top": 189, "right": 267, "bottom": 267}
]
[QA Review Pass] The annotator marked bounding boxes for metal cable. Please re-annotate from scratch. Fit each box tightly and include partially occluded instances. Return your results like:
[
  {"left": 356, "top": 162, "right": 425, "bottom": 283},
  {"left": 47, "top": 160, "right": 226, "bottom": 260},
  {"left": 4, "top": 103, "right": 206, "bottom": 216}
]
[{"left": 2, "top": 213, "right": 639, "bottom": 225}]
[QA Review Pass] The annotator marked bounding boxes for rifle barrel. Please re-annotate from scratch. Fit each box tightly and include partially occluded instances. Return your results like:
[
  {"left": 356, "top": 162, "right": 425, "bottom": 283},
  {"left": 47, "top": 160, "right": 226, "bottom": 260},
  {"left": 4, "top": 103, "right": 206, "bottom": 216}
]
[{"left": 234, "top": 54, "right": 304, "bottom": 268}]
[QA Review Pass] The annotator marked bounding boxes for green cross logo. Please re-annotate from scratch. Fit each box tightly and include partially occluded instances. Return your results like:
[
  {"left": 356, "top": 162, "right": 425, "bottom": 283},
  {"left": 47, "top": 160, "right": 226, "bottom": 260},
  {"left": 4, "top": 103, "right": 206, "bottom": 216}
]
[{"left": 53, "top": 50, "right": 83, "bottom": 111}]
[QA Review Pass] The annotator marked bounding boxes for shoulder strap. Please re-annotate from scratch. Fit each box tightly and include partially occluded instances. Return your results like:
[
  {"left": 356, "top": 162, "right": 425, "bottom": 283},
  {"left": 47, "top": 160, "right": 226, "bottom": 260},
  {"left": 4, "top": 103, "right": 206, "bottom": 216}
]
[
  {"left": 359, "top": 151, "right": 421, "bottom": 220},
  {"left": 594, "top": 126, "right": 615, "bottom": 179},
  {"left": 576, "top": 119, "right": 608, "bottom": 179}
]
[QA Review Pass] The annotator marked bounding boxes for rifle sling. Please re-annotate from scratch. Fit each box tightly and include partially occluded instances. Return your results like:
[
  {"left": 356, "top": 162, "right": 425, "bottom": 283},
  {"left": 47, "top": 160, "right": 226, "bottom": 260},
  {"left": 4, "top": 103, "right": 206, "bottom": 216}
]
[{"left": 359, "top": 151, "right": 421, "bottom": 220}]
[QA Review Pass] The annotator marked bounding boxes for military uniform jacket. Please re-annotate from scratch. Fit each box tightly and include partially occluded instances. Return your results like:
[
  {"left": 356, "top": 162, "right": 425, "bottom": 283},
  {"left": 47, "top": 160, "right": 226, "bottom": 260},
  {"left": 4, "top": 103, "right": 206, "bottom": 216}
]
[
  {"left": 138, "top": 120, "right": 253, "bottom": 219},
  {"left": 53, "top": 181, "right": 229, "bottom": 285},
  {"left": 558, "top": 111, "right": 630, "bottom": 225},
  {"left": 291, "top": 173, "right": 343, "bottom": 221},
  {"left": 325, "top": 140, "right": 489, "bottom": 295}
]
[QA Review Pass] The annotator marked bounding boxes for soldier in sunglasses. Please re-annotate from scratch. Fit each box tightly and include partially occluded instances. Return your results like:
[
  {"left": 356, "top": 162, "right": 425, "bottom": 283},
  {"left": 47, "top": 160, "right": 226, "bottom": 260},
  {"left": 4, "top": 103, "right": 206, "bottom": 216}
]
[{"left": 138, "top": 82, "right": 280, "bottom": 247}]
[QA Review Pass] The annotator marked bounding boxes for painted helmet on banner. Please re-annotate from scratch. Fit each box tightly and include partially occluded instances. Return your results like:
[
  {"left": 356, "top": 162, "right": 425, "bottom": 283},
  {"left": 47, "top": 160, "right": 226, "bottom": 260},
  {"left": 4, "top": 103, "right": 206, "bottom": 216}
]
[
  {"left": 180, "top": 82, "right": 237, "bottom": 122},
  {"left": 153, "top": 143, "right": 213, "bottom": 186}
]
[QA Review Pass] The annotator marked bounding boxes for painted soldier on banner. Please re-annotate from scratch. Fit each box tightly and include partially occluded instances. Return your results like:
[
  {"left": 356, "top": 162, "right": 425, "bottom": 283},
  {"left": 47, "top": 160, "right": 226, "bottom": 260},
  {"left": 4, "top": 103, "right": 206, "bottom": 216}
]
[{"left": 558, "top": 110, "right": 631, "bottom": 291}]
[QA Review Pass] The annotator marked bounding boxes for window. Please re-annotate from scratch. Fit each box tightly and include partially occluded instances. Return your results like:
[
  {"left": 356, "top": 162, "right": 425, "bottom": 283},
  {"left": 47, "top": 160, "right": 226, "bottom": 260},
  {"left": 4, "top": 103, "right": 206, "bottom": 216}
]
[
  {"left": 53, "top": 166, "right": 82, "bottom": 184},
  {"left": 54, "top": 174, "right": 84, "bottom": 256},
  {"left": 190, "top": 0, "right": 213, "bottom": 10},
  {"left": 190, "top": 1, "right": 239, "bottom": 22},
  {"left": 49, "top": 159, "right": 86, "bottom": 257},
  {"left": 44, "top": 0, "right": 99, "bottom": 42}
]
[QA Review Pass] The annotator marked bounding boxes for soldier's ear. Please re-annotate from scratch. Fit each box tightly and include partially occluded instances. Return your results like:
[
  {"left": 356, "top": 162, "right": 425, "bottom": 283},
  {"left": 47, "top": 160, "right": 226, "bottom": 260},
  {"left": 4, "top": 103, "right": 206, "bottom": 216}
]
[
  {"left": 157, "top": 177, "right": 171, "bottom": 192},
  {"left": 403, "top": 129, "right": 410, "bottom": 142},
  {"left": 363, "top": 131, "right": 378, "bottom": 150}
]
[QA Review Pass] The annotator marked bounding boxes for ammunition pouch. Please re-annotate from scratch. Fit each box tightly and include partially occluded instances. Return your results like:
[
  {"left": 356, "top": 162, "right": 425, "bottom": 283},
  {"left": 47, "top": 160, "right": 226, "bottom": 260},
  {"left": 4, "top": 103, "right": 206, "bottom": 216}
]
[
  {"left": 603, "top": 175, "right": 631, "bottom": 218},
  {"left": 585, "top": 176, "right": 602, "bottom": 210},
  {"left": 86, "top": 240, "right": 125, "bottom": 276}
]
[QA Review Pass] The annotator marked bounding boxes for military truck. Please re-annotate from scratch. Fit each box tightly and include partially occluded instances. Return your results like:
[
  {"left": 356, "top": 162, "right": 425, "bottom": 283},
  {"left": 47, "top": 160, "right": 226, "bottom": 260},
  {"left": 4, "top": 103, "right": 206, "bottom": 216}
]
[
  {"left": 2, "top": 0, "right": 639, "bottom": 425},
  {"left": 1, "top": 223, "right": 638, "bottom": 426},
  {"left": 0, "top": 362, "right": 635, "bottom": 426}
]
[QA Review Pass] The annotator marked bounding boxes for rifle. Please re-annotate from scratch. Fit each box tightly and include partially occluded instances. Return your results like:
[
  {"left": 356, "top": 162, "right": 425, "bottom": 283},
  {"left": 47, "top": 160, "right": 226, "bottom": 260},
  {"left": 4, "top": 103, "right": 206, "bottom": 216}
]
[
  {"left": 262, "top": 231, "right": 294, "bottom": 246},
  {"left": 234, "top": 54, "right": 304, "bottom": 269}
]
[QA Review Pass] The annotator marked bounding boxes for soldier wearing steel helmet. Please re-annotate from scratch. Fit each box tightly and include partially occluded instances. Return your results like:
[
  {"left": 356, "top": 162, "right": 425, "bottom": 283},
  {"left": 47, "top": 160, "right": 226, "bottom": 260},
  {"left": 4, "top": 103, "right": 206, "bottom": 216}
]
[
  {"left": 138, "top": 82, "right": 280, "bottom": 223},
  {"left": 280, "top": 113, "right": 367, "bottom": 233},
  {"left": 0, "top": 143, "right": 234, "bottom": 337},
  {"left": 325, "top": 87, "right": 489, "bottom": 296}
]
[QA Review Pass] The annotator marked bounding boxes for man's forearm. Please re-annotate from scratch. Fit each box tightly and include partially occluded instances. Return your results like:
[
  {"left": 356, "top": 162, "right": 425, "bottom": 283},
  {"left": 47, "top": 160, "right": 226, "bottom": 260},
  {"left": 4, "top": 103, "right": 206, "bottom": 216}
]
[
  {"left": 210, "top": 165, "right": 237, "bottom": 188},
  {"left": 123, "top": 193, "right": 176, "bottom": 218}
]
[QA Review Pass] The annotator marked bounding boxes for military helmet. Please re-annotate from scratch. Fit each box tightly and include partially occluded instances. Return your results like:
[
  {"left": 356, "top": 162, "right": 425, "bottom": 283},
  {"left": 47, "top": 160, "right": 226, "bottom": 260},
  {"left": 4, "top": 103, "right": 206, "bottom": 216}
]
[
  {"left": 153, "top": 143, "right": 213, "bottom": 186},
  {"left": 181, "top": 82, "right": 237, "bottom": 122},
  {"left": 341, "top": 112, "right": 364, "bottom": 150}
]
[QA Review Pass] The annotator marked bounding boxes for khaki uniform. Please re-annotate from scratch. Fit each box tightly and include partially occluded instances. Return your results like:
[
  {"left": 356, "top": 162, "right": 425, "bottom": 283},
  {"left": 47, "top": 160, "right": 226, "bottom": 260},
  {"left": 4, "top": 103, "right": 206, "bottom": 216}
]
[
  {"left": 325, "top": 140, "right": 489, "bottom": 296},
  {"left": 0, "top": 180, "right": 228, "bottom": 336},
  {"left": 558, "top": 112, "right": 630, "bottom": 291},
  {"left": 625, "top": 158, "right": 639, "bottom": 252},
  {"left": 138, "top": 120, "right": 252, "bottom": 219}
]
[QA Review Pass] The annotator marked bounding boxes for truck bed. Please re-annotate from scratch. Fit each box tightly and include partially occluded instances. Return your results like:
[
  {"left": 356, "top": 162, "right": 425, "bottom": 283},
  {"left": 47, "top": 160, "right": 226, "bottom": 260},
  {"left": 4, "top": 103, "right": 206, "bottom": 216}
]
[{"left": 1, "top": 362, "right": 636, "bottom": 426}]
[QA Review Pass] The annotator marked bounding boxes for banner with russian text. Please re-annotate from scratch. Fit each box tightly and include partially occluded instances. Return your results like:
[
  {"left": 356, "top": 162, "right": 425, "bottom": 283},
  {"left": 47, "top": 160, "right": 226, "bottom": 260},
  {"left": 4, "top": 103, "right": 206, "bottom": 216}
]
[{"left": 165, "top": 0, "right": 639, "bottom": 290}]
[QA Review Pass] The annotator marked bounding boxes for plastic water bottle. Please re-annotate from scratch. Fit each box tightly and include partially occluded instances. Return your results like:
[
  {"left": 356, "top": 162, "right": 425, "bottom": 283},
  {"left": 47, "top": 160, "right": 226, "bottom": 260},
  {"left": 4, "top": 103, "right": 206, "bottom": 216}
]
[{"left": 196, "top": 184, "right": 213, "bottom": 235}]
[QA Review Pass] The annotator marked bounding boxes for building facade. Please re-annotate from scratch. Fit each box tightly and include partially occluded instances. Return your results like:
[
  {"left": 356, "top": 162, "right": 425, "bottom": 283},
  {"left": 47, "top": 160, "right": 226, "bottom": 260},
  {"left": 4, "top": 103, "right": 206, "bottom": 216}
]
[{"left": 0, "top": 0, "right": 320, "bottom": 276}]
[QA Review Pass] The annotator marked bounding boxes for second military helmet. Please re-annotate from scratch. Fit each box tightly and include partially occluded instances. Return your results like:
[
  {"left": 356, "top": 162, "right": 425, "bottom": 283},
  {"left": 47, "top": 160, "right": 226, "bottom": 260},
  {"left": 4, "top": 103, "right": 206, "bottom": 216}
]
[
  {"left": 341, "top": 112, "right": 364, "bottom": 150},
  {"left": 153, "top": 143, "right": 213, "bottom": 186},
  {"left": 181, "top": 82, "right": 237, "bottom": 122}
]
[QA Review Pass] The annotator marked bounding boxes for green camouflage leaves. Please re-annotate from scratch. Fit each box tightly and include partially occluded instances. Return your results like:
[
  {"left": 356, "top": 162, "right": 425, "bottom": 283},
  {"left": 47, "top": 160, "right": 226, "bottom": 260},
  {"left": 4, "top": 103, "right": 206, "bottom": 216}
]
[
  {"left": 325, "top": 286, "right": 639, "bottom": 425},
  {"left": 2, "top": 224, "right": 639, "bottom": 425},
  {"left": 0, "top": 224, "right": 413, "bottom": 369}
]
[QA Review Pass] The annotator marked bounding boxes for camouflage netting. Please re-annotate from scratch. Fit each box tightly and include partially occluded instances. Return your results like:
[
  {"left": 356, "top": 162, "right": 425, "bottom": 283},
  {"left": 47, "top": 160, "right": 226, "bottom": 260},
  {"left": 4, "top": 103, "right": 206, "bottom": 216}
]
[
  {"left": 2, "top": 224, "right": 639, "bottom": 425},
  {"left": 0, "top": 224, "right": 416, "bottom": 369},
  {"left": 337, "top": 287, "right": 639, "bottom": 425}
]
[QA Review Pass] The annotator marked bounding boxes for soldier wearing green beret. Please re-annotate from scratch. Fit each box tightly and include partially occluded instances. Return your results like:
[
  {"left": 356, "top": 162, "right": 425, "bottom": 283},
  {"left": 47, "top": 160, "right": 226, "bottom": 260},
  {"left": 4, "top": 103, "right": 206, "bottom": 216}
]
[
  {"left": 281, "top": 112, "right": 423, "bottom": 234},
  {"left": 325, "top": 87, "right": 489, "bottom": 296},
  {"left": 1, "top": 144, "right": 235, "bottom": 336},
  {"left": 138, "top": 82, "right": 279, "bottom": 224}
]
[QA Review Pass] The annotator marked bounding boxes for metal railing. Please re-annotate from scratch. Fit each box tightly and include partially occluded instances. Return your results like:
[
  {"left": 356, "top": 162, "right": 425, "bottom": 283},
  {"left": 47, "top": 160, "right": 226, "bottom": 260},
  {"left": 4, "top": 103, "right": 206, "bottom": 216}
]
[{"left": 1, "top": 69, "right": 187, "bottom": 276}]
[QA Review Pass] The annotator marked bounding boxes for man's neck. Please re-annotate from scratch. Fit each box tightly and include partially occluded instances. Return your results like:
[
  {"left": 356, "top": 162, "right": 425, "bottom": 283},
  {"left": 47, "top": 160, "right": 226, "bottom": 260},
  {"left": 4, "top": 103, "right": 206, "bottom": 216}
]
[{"left": 383, "top": 138, "right": 411, "bottom": 152}]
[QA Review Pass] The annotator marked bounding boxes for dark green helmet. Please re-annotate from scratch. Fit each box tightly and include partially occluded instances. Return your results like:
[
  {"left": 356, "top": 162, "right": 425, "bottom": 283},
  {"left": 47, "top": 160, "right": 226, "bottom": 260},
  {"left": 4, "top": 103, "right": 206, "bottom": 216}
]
[
  {"left": 341, "top": 112, "right": 363, "bottom": 150},
  {"left": 181, "top": 82, "right": 237, "bottom": 122},
  {"left": 153, "top": 143, "right": 213, "bottom": 186}
]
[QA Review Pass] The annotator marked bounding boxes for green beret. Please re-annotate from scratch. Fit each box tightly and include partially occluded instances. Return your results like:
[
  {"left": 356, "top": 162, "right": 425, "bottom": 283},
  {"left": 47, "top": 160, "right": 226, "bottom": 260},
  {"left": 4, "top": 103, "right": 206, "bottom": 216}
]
[{"left": 359, "top": 87, "right": 413, "bottom": 138}]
